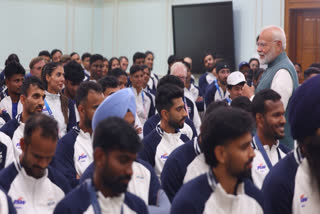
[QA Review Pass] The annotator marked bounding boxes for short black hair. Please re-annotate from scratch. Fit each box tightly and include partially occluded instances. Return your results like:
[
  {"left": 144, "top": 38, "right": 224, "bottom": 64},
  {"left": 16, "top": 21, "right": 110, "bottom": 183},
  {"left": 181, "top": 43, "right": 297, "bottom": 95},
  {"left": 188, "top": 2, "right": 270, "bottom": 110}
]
[
  {"left": 252, "top": 89, "right": 281, "bottom": 117},
  {"left": 90, "top": 54, "right": 103, "bottom": 65},
  {"left": 24, "top": 114, "right": 58, "bottom": 145},
  {"left": 4, "top": 61, "right": 26, "bottom": 79},
  {"left": 93, "top": 117, "right": 141, "bottom": 154},
  {"left": 202, "top": 51, "right": 215, "bottom": 62},
  {"left": 205, "top": 101, "right": 228, "bottom": 117},
  {"left": 130, "top": 65, "right": 143, "bottom": 75},
  {"left": 70, "top": 52, "right": 79, "bottom": 58},
  {"left": 304, "top": 67, "right": 320, "bottom": 80},
  {"left": 5, "top": 54, "right": 20, "bottom": 66},
  {"left": 81, "top": 52, "right": 91, "bottom": 61},
  {"left": 157, "top": 75, "right": 184, "bottom": 89},
  {"left": 167, "top": 55, "right": 177, "bottom": 65},
  {"left": 51, "top": 49, "right": 62, "bottom": 58},
  {"left": 133, "top": 52, "right": 146, "bottom": 63},
  {"left": 21, "top": 76, "right": 45, "bottom": 97},
  {"left": 107, "top": 68, "right": 127, "bottom": 78},
  {"left": 119, "top": 56, "right": 128, "bottom": 62},
  {"left": 98, "top": 76, "right": 119, "bottom": 92},
  {"left": 202, "top": 107, "right": 254, "bottom": 167},
  {"left": 75, "top": 81, "right": 103, "bottom": 107},
  {"left": 38, "top": 50, "right": 51, "bottom": 58},
  {"left": 64, "top": 61, "right": 85, "bottom": 84},
  {"left": 231, "top": 96, "right": 252, "bottom": 113},
  {"left": 155, "top": 84, "right": 184, "bottom": 115}
]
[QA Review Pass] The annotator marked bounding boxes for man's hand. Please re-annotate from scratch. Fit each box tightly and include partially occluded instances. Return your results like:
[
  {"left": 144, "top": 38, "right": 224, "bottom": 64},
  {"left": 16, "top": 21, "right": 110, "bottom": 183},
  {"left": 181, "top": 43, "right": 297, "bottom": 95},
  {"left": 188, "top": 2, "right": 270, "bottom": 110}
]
[
  {"left": 134, "top": 125, "right": 142, "bottom": 135},
  {"left": 242, "top": 83, "right": 255, "bottom": 99}
]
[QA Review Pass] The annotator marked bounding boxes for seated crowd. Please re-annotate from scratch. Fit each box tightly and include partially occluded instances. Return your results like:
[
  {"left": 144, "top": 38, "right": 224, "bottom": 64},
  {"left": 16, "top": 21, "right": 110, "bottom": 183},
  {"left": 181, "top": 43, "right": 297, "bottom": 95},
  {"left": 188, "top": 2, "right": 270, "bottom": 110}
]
[{"left": 0, "top": 25, "right": 319, "bottom": 214}]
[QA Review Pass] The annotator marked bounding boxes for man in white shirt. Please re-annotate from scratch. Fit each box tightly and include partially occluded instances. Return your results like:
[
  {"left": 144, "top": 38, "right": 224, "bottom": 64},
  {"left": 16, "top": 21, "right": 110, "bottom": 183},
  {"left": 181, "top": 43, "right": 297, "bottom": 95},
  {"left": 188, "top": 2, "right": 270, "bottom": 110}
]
[
  {"left": 251, "top": 89, "right": 291, "bottom": 189},
  {"left": 54, "top": 117, "right": 148, "bottom": 214},
  {"left": 0, "top": 114, "right": 71, "bottom": 214},
  {"left": 171, "top": 107, "right": 263, "bottom": 213}
]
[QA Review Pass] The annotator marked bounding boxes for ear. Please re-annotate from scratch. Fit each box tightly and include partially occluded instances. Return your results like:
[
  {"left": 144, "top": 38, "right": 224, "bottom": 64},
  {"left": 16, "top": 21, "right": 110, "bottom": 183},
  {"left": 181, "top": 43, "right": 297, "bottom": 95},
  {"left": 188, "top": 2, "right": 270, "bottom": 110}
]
[
  {"left": 129, "top": 75, "right": 133, "bottom": 82},
  {"left": 214, "top": 145, "right": 227, "bottom": 165},
  {"left": 256, "top": 113, "right": 264, "bottom": 129},
  {"left": 160, "top": 109, "right": 169, "bottom": 121},
  {"left": 93, "top": 148, "right": 106, "bottom": 169},
  {"left": 20, "top": 94, "right": 26, "bottom": 105},
  {"left": 20, "top": 138, "right": 26, "bottom": 153},
  {"left": 5, "top": 79, "right": 8, "bottom": 86},
  {"left": 78, "top": 104, "right": 85, "bottom": 116},
  {"left": 45, "top": 73, "right": 50, "bottom": 83}
]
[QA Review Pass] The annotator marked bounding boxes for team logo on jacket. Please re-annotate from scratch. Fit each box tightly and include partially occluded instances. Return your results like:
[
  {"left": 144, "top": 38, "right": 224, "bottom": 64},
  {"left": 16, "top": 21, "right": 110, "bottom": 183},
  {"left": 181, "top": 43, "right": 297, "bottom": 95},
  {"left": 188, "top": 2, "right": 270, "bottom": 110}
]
[
  {"left": 160, "top": 153, "right": 169, "bottom": 160},
  {"left": 78, "top": 153, "right": 88, "bottom": 162},
  {"left": 13, "top": 197, "right": 26, "bottom": 208},
  {"left": 16, "top": 142, "right": 21, "bottom": 149},
  {"left": 300, "top": 194, "right": 308, "bottom": 208},
  {"left": 256, "top": 163, "right": 267, "bottom": 173},
  {"left": 47, "top": 198, "right": 55, "bottom": 207}
]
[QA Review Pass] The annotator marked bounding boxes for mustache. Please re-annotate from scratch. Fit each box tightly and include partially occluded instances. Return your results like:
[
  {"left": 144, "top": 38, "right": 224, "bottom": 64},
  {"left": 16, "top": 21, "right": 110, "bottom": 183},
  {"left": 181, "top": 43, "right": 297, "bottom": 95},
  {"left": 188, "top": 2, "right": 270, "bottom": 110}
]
[
  {"left": 116, "top": 175, "right": 132, "bottom": 182},
  {"left": 245, "top": 158, "right": 254, "bottom": 168}
]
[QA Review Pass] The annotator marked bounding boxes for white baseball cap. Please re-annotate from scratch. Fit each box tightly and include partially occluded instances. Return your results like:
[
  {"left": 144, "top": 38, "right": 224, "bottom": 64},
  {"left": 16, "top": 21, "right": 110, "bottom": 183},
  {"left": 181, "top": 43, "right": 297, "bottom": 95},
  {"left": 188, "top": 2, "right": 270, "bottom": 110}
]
[{"left": 227, "top": 71, "right": 246, "bottom": 86}]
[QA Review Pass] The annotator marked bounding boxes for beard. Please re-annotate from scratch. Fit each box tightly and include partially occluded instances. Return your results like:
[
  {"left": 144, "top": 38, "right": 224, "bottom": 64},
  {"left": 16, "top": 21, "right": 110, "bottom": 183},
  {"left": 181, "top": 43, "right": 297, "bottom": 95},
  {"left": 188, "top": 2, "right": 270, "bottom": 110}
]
[
  {"left": 227, "top": 157, "right": 253, "bottom": 180},
  {"left": 168, "top": 117, "right": 185, "bottom": 130},
  {"left": 101, "top": 164, "right": 131, "bottom": 196},
  {"left": 84, "top": 114, "right": 92, "bottom": 130},
  {"left": 259, "top": 46, "right": 277, "bottom": 65},
  {"left": 305, "top": 135, "right": 320, "bottom": 196}
]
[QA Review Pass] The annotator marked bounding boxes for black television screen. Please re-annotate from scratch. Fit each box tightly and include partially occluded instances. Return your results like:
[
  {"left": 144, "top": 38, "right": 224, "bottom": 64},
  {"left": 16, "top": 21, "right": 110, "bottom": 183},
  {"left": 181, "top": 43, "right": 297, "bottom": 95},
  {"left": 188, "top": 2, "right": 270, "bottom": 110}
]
[{"left": 172, "top": 2, "right": 235, "bottom": 74}]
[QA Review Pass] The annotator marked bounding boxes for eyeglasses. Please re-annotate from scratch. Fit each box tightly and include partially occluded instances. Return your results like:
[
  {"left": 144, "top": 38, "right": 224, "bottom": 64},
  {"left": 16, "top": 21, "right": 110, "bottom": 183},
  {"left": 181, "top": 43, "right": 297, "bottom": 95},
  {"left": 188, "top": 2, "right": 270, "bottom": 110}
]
[{"left": 256, "top": 40, "right": 279, "bottom": 48}]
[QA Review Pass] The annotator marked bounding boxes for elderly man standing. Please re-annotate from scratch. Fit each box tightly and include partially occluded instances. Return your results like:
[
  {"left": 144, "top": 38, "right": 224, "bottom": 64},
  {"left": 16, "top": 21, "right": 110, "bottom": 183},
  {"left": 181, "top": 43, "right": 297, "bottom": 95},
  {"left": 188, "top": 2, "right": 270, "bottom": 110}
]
[{"left": 246, "top": 25, "right": 299, "bottom": 149}]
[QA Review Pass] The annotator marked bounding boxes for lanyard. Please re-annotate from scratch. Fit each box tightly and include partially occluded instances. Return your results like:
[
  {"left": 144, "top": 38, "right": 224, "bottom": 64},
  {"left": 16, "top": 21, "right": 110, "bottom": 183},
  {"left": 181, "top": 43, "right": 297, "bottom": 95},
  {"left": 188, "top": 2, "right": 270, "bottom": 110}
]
[
  {"left": 254, "top": 135, "right": 281, "bottom": 170},
  {"left": 214, "top": 80, "right": 224, "bottom": 100},
  {"left": 226, "top": 96, "right": 231, "bottom": 104},
  {"left": 44, "top": 99, "right": 53, "bottom": 116},
  {"left": 86, "top": 180, "right": 123, "bottom": 214},
  {"left": 183, "top": 97, "right": 190, "bottom": 118},
  {"left": 141, "top": 90, "right": 147, "bottom": 119}
]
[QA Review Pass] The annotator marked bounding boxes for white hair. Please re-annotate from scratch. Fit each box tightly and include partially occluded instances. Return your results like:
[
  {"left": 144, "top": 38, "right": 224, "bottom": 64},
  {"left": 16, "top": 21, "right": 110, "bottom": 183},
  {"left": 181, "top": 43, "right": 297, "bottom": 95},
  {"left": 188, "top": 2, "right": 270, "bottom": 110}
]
[
  {"left": 170, "top": 62, "right": 187, "bottom": 76},
  {"left": 261, "top": 25, "right": 286, "bottom": 50}
]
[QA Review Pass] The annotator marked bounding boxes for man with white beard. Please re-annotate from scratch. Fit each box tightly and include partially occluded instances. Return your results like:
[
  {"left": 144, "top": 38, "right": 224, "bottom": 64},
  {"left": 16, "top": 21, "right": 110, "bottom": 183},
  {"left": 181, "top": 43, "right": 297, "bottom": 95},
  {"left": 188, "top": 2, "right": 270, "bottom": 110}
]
[{"left": 244, "top": 25, "right": 299, "bottom": 149}]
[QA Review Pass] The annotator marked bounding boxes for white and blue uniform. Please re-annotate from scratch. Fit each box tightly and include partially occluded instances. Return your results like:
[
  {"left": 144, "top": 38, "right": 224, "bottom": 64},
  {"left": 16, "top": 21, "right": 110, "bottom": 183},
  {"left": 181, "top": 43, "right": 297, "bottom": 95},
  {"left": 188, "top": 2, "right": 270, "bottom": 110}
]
[
  {"left": 262, "top": 147, "right": 317, "bottom": 214},
  {"left": 160, "top": 138, "right": 201, "bottom": 202},
  {"left": 171, "top": 171, "right": 264, "bottom": 214},
  {"left": 251, "top": 135, "right": 291, "bottom": 189},
  {"left": 54, "top": 125, "right": 93, "bottom": 188},
  {"left": 143, "top": 114, "right": 197, "bottom": 140},
  {"left": 0, "top": 114, "right": 24, "bottom": 162},
  {"left": 131, "top": 88, "right": 155, "bottom": 126},
  {"left": 0, "top": 131, "right": 15, "bottom": 170},
  {"left": 204, "top": 80, "right": 229, "bottom": 107},
  {"left": 139, "top": 125, "right": 190, "bottom": 178},
  {"left": 0, "top": 161, "right": 71, "bottom": 214},
  {"left": 0, "top": 186, "right": 16, "bottom": 214},
  {"left": 53, "top": 179, "right": 148, "bottom": 214},
  {"left": 80, "top": 159, "right": 164, "bottom": 210},
  {"left": 42, "top": 91, "right": 76, "bottom": 138},
  {"left": 0, "top": 96, "right": 22, "bottom": 126}
]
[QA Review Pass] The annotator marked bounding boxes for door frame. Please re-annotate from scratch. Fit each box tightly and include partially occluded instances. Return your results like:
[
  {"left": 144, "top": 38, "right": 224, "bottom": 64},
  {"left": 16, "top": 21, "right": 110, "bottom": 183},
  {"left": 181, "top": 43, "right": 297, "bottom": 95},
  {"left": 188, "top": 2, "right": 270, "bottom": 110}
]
[{"left": 285, "top": 0, "right": 320, "bottom": 62}]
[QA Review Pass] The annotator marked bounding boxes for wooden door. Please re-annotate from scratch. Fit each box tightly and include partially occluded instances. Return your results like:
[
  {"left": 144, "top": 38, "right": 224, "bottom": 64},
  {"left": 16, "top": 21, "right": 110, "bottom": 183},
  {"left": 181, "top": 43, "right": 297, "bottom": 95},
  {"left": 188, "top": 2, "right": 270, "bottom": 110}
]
[{"left": 295, "top": 10, "right": 320, "bottom": 78}]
